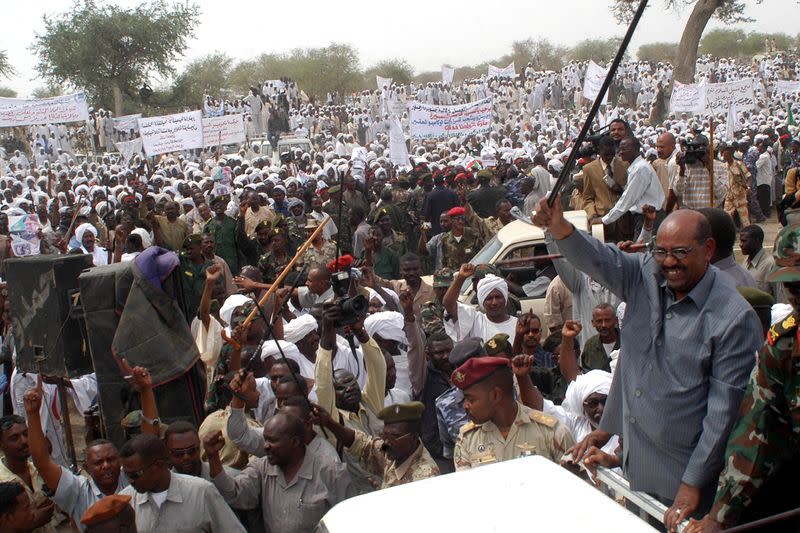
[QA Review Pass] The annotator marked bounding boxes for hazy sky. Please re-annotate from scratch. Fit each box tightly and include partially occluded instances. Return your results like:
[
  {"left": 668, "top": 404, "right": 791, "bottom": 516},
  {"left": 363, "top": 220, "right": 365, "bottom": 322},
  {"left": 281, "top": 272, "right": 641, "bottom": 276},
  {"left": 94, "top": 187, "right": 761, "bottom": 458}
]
[{"left": 1, "top": 0, "right": 792, "bottom": 96}]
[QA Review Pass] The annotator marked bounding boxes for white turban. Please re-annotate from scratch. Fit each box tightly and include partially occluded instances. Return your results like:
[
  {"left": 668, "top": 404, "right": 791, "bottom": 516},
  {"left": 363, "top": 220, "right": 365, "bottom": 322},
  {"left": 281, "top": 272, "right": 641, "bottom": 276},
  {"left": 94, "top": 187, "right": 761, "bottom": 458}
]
[
  {"left": 130, "top": 227, "right": 152, "bottom": 249},
  {"left": 366, "top": 287, "right": 400, "bottom": 309},
  {"left": 364, "top": 311, "right": 406, "bottom": 343},
  {"left": 219, "top": 294, "right": 253, "bottom": 327},
  {"left": 260, "top": 339, "right": 302, "bottom": 362},
  {"left": 283, "top": 314, "right": 318, "bottom": 344},
  {"left": 562, "top": 370, "right": 612, "bottom": 418},
  {"left": 75, "top": 223, "right": 98, "bottom": 244},
  {"left": 476, "top": 274, "right": 508, "bottom": 309}
]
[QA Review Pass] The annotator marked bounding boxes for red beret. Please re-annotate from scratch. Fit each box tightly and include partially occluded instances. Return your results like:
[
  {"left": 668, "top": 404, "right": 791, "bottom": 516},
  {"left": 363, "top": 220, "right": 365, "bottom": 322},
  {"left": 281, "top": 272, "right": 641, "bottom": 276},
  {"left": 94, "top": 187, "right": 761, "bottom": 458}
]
[
  {"left": 81, "top": 494, "right": 132, "bottom": 525},
  {"left": 447, "top": 206, "right": 466, "bottom": 217},
  {"left": 327, "top": 254, "right": 354, "bottom": 273},
  {"left": 451, "top": 356, "right": 509, "bottom": 390}
]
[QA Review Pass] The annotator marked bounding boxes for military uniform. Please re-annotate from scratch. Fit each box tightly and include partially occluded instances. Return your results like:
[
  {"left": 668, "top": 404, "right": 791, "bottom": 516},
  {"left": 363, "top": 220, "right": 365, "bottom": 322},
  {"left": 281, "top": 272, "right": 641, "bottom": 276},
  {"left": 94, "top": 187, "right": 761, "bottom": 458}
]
[
  {"left": 440, "top": 227, "right": 484, "bottom": 270},
  {"left": 420, "top": 301, "right": 446, "bottom": 337},
  {"left": 299, "top": 240, "right": 337, "bottom": 270},
  {"left": 323, "top": 200, "right": 353, "bottom": 254},
  {"left": 704, "top": 224, "right": 800, "bottom": 529},
  {"left": 453, "top": 402, "right": 575, "bottom": 470},
  {"left": 347, "top": 402, "right": 440, "bottom": 489},
  {"left": 383, "top": 229, "right": 408, "bottom": 258}
]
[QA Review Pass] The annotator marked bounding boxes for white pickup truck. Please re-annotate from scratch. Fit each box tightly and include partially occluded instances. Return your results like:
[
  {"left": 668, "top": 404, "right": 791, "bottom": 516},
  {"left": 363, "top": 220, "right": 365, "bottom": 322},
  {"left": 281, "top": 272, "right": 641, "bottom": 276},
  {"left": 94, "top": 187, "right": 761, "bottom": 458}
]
[{"left": 316, "top": 456, "right": 662, "bottom": 532}]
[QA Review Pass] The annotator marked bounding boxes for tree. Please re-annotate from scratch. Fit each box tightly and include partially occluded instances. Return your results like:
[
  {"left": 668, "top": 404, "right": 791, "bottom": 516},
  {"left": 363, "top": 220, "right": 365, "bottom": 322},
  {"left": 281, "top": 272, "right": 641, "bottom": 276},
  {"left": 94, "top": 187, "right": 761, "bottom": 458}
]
[
  {"left": 363, "top": 59, "right": 414, "bottom": 88},
  {"left": 172, "top": 52, "right": 233, "bottom": 106},
  {"left": 503, "top": 38, "right": 567, "bottom": 72},
  {"left": 612, "top": 0, "right": 751, "bottom": 84},
  {"left": 31, "top": 84, "right": 64, "bottom": 99},
  {"left": 0, "top": 87, "right": 17, "bottom": 98},
  {"left": 33, "top": 0, "right": 200, "bottom": 116},
  {"left": 637, "top": 42, "right": 679, "bottom": 62},
  {"left": 569, "top": 38, "right": 626, "bottom": 63},
  {"left": 699, "top": 28, "right": 747, "bottom": 57},
  {"left": 0, "top": 51, "right": 14, "bottom": 79}
]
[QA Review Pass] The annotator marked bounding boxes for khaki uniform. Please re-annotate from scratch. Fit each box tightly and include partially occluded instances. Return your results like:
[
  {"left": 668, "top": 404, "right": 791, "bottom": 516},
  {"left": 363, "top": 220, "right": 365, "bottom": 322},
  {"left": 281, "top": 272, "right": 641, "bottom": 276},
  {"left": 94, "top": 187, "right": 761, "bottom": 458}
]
[
  {"left": 298, "top": 240, "right": 337, "bottom": 270},
  {"left": 453, "top": 402, "right": 575, "bottom": 470},
  {"left": 349, "top": 431, "right": 439, "bottom": 489}
]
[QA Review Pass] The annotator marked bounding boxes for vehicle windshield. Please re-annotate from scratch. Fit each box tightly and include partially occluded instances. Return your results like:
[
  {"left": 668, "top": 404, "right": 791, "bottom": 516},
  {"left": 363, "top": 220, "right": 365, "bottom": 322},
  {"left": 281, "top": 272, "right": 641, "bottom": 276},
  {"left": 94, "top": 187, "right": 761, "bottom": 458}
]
[{"left": 460, "top": 236, "right": 503, "bottom": 293}]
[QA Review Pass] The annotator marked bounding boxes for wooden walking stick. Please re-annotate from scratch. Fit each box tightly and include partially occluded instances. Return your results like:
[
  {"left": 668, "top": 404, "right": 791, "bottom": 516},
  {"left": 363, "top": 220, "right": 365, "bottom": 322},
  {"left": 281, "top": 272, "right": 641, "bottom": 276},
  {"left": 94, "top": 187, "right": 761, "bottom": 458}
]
[{"left": 241, "top": 217, "right": 329, "bottom": 327}]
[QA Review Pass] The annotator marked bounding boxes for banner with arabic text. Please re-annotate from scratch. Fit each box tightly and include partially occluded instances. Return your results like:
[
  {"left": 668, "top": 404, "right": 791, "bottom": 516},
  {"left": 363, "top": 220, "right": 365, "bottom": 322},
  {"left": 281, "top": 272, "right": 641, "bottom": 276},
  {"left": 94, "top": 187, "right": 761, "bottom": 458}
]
[{"left": 409, "top": 97, "right": 493, "bottom": 139}]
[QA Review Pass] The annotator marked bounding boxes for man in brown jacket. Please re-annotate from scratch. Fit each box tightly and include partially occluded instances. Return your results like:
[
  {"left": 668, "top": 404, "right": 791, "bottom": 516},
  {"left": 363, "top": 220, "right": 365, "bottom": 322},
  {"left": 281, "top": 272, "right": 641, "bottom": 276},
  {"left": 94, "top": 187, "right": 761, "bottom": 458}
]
[{"left": 581, "top": 135, "right": 629, "bottom": 241}]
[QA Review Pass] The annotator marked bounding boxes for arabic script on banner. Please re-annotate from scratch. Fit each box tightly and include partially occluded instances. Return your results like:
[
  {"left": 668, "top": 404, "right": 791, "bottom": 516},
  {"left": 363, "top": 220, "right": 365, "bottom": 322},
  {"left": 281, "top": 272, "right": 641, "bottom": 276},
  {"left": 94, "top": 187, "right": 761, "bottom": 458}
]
[{"left": 409, "top": 97, "right": 493, "bottom": 139}]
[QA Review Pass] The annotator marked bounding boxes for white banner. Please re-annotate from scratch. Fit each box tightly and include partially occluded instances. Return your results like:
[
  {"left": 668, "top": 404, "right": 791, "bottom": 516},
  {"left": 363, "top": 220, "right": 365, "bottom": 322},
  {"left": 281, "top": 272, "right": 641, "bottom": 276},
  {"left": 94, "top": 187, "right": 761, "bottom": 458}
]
[
  {"left": 669, "top": 81, "right": 706, "bottom": 114},
  {"left": 704, "top": 79, "right": 755, "bottom": 114},
  {"left": 388, "top": 97, "right": 406, "bottom": 117},
  {"left": 113, "top": 113, "right": 142, "bottom": 133},
  {"left": 487, "top": 63, "right": 515, "bottom": 79},
  {"left": 202, "top": 114, "right": 246, "bottom": 148},
  {"left": 116, "top": 138, "right": 143, "bottom": 165},
  {"left": 582, "top": 61, "right": 608, "bottom": 104},
  {"left": 442, "top": 66, "right": 455, "bottom": 86},
  {"left": 726, "top": 101, "right": 739, "bottom": 141},
  {"left": 9, "top": 214, "right": 41, "bottom": 256},
  {"left": 376, "top": 76, "right": 393, "bottom": 90},
  {"left": 388, "top": 116, "right": 409, "bottom": 167},
  {"left": 774, "top": 80, "right": 800, "bottom": 96},
  {"left": 0, "top": 92, "right": 89, "bottom": 127},
  {"left": 138, "top": 111, "right": 203, "bottom": 157},
  {"left": 409, "top": 97, "right": 493, "bottom": 139}
]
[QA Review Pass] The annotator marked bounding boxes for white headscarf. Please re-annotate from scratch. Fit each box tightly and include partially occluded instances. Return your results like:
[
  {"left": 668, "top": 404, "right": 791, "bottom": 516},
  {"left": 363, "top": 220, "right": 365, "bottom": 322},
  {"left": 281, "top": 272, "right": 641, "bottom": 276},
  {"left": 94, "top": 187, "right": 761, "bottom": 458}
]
[
  {"left": 130, "top": 227, "right": 152, "bottom": 248},
  {"left": 75, "top": 223, "right": 107, "bottom": 266},
  {"left": 476, "top": 274, "right": 508, "bottom": 309},
  {"left": 219, "top": 294, "right": 252, "bottom": 327},
  {"left": 259, "top": 340, "right": 314, "bottom": 381},
  {"left": 364, "top": 311, "right": 406, "bottom": 343},
  {"left": 283, "top": 314, "right": 318, "bottom": 344}
]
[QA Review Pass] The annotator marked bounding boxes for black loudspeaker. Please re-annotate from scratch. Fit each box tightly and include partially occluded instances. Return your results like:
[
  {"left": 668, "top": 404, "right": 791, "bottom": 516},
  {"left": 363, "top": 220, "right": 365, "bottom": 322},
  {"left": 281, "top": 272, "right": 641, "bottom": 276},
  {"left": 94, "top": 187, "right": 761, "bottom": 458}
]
[
  {"left": 6, "top": 254, "right": 95, "bottom": 377},
  {"left": 79, "top": 261, "right": 205, "bottom": 447}
]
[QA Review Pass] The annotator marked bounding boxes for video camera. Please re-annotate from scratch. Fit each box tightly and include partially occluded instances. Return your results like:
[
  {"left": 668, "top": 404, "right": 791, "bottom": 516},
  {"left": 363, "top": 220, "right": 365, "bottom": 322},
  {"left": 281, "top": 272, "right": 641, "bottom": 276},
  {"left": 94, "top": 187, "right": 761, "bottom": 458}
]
[
  {"left": 576, "top": 130, "right": 608, "bottom": 158},
  {"left": 331, "top": 270, "right": 368, "bottom": 327},
  {"left": 681, "top": 139, "right": 708, "bottom": 165}
]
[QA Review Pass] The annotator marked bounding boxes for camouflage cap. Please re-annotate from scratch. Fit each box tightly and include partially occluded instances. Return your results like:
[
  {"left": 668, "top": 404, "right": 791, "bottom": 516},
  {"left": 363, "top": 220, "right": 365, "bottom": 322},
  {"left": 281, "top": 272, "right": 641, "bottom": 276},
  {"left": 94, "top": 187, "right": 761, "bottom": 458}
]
[
  {"left": 768, "top": 223, "right": 800, "bottom": 282},
  {"left": 484, "top": 333, "right": 512, "bottom": 357},
  {"left": 737, "top": 286, "right": 775, "bottom": 309},
  {"left": 433, "top": 267, "right": 454, "bottom": 288},
  {"left": 474, "top": 263, "right": 501, "bottom": 280}
]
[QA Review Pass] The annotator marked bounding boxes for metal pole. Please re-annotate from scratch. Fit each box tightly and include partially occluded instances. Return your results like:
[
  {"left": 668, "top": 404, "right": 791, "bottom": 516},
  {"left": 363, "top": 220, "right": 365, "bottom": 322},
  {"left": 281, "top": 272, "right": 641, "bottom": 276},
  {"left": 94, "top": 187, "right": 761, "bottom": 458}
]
[{"left": 547, "top": 0, "right": 649, "bottom": 207}]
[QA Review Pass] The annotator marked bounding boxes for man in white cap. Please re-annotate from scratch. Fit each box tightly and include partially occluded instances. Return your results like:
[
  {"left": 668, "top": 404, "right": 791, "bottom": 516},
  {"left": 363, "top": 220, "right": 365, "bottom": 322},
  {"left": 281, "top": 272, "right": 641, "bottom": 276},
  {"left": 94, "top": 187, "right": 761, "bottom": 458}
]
[{"left": 442, "top": 264, "right": 517, "bottom": 343}]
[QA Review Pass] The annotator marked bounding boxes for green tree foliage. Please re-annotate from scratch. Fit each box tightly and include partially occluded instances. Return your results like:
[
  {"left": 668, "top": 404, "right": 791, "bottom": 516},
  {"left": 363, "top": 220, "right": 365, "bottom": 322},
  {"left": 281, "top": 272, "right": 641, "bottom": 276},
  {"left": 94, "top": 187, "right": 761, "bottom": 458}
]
[
  {"left": 637, "top": 42, "right": 678, "bottom": 62},
  {"left": 700, "top": 29, "right": 796, "bottom": 57},
  {"left": 32, "top": 0, "right": 199, "bottom": 114},
  {"left": 31, "top": 84, "right": 64, "bottom": 99},
  {"left": 0, "top": 87, "right": 17, "bottom": 98},
  {"left": 0, "top": 51, "right": 14, "bottom": 79},
  {"left": 172, "top": 52, "right": 233, "bottom": 106},
  {"left": 363, "top": 59, "right": 414, "bottom": 88},
  {"left": 502, "top": 38, "right": 567, "bottom": 72},
  {"left": 568, "top": 38, "right": 626, "bottom": 63}
]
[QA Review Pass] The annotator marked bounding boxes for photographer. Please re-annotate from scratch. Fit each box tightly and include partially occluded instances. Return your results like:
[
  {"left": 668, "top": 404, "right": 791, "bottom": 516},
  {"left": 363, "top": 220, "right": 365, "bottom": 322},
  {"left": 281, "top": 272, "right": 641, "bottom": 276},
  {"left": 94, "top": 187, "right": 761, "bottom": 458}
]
[{"left": 674, "top": 137, "right": 726, "bottom": 210}]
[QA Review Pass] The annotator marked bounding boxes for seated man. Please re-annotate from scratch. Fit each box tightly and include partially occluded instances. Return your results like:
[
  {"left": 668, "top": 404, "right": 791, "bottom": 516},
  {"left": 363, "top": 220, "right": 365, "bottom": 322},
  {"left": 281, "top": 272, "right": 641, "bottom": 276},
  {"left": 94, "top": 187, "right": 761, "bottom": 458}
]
[{"left": 580, "top": 303, "right": 620, "bottom": 372}]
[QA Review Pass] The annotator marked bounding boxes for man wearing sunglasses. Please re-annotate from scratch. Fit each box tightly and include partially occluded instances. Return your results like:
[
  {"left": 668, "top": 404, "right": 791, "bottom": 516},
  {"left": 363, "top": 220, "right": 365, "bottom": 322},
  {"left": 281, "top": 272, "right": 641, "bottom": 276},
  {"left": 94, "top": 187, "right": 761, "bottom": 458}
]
[
  {"left": 533, "top": 195, "right": 762, "bottom": 532},
  {"left": 119, "top": 434, "right": 244, "bottom": 532},
  {"left": 312, "top": 400, "right": 438, "bottom": 489}
]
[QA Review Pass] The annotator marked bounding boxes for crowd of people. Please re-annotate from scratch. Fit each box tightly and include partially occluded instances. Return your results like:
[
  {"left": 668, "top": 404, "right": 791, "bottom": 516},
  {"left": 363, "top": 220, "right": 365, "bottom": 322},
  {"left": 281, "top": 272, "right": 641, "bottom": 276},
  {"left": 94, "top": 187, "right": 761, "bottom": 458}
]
[{"left": 0, "top": 49, "right": 798, "bottom": 532}]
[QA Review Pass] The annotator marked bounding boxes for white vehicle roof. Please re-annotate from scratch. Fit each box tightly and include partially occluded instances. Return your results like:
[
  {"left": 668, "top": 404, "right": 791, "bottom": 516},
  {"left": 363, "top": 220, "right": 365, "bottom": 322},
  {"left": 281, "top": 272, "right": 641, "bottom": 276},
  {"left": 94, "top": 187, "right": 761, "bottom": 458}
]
[{"left": 316, "top": 456, "right": 657, "bottom": 533}]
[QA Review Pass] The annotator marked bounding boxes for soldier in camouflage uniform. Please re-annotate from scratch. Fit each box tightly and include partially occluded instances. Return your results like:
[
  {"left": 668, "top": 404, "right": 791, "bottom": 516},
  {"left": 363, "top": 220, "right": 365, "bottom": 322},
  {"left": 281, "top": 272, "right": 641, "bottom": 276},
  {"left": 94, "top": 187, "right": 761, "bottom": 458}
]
[
  {"left": 297, "top": 217, "right": 337, "bottom": 270},
  {"left": 273, "top": 213, "right": 305, "bottom": 254},
  {"left": 440, "top": 206, "right": 485, "bottom": 270},
  {"left": 686, "top": 223, "right": 800, "bottom": 533},
  {"left": 420, "top": 268, "right": 454, "bottom": 337}
]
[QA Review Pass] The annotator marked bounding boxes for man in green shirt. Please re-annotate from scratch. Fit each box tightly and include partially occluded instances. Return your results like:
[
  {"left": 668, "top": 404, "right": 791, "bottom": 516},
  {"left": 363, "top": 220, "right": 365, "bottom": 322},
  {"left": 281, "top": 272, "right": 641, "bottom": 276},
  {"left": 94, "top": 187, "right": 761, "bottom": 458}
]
[
  {"left": 204, "top": 195, "right": 241, "bottom": 275},
  {"left": 364, "top": 226, "right": 400, "bottom": 280}
]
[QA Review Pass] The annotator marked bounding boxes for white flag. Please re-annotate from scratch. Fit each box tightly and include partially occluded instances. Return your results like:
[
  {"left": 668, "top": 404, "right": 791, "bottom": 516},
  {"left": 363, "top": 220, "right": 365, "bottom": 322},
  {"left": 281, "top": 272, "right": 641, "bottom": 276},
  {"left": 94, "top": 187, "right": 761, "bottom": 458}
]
[
  {"left": 726, "top": 101, "right": 739, "bottom": 140},
  {"left": 376, "top": 76, "right": 393, "bottom": 91},
  {"left": 442, "top": 66, "right": 455, "bottom": 86},
  {"left": 388, "top": 117, "right": 409, "bottom": 168}
]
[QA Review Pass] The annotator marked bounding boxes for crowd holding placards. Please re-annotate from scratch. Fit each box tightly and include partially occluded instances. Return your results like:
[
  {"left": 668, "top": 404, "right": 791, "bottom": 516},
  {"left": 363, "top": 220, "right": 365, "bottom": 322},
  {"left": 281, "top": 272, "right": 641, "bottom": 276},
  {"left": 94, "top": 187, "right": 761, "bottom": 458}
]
[{"left": 0, "top": 50, "right": 798, "bottom": 532}]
